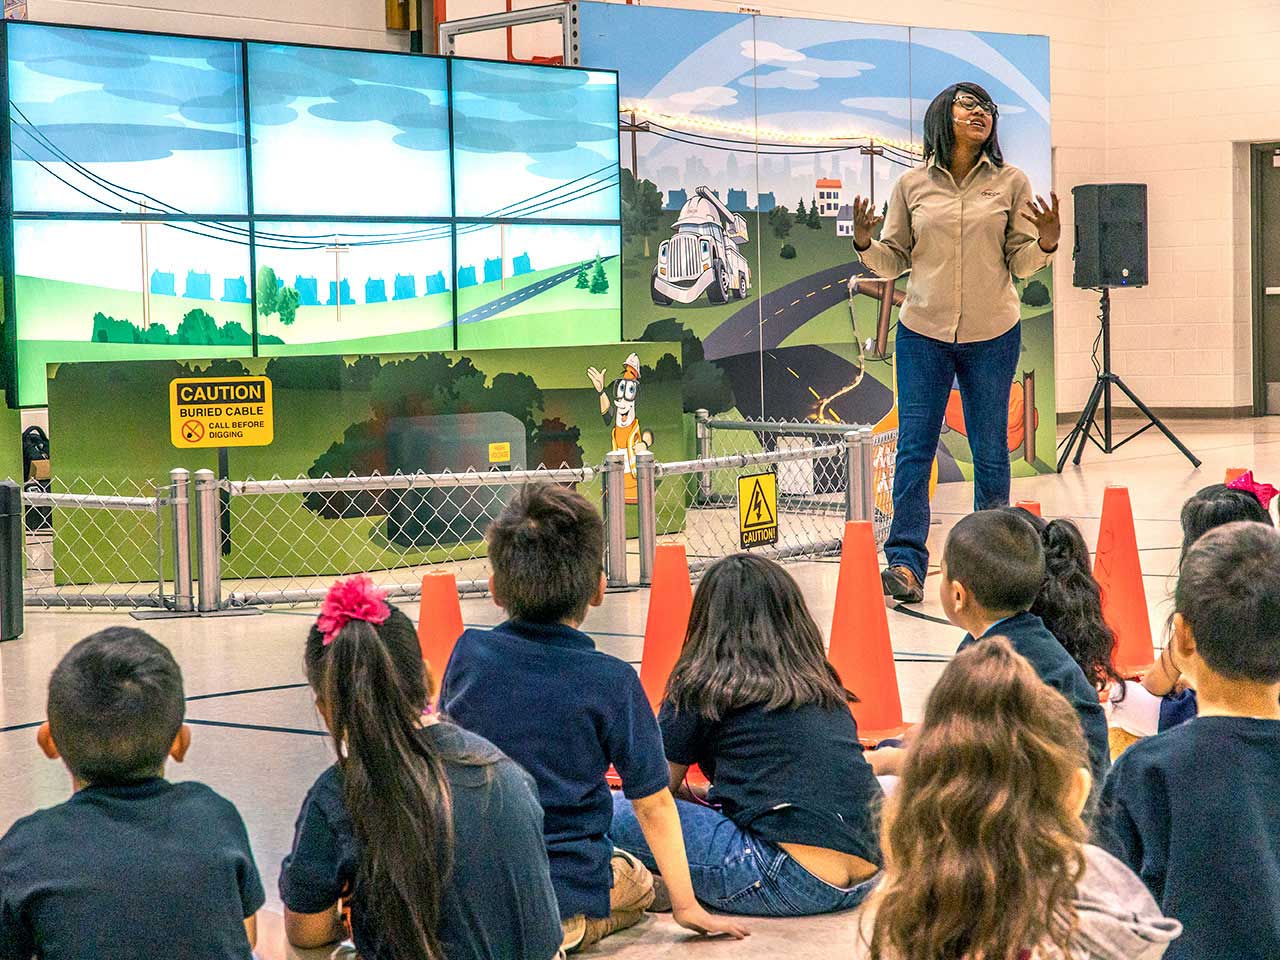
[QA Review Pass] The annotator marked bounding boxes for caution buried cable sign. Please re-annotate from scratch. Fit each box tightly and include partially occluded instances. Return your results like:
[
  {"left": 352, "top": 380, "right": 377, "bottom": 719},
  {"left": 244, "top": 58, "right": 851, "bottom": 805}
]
[
  {"left": 738, "top": 471, "right": 778, "bottom": 550},
  {"left": 170, "top": 376, "right": 274, "bottom": 449}
]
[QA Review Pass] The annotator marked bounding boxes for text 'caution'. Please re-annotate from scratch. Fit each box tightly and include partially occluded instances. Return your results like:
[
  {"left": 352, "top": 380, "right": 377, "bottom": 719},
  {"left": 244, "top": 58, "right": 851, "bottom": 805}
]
[{"left": 170, "top": 376, "right": 274, "bottom": 449}]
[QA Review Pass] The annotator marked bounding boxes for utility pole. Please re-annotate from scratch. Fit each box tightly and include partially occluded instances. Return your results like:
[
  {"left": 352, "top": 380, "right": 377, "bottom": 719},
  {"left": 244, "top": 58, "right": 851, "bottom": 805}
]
[
  {"left": 323, "top": 238, "right": 351, "bottom": 323},
  {"left": 121, "top": 203, "right": 152, "bottom": 329},
  {"left": 860, "top": 140, "right": 886, "bottom": 207},
  {"left": 619, "top": 109, "right": 652, "bottom": 178}
]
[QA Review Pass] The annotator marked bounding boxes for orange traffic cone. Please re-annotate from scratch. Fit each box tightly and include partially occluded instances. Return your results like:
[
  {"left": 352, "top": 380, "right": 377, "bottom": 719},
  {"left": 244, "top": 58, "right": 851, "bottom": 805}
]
[
  {"left": 1225, "top": 467, "right": 1247, "bottom": 484},
  {"left": 417, "top": 571, "right": 465, "bottom": 691},
  {"left": 1015, "top": 499, "right": 1042, "bottom": 517},
  {"left": 828, "top": 520, "right": 906, "bottom": 743},
  {"left": 1093, "top": 486, "right": 1154, "bottom": 677},
  {"left": 638, "top": 543, "right": 694, "bottom": 710}
]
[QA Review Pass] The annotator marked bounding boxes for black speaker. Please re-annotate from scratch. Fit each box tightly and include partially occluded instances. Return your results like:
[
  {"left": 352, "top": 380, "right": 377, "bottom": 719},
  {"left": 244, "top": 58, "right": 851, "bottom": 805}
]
[{"left": 1072, "top": 183, "right": 1147, "bottom": 288}]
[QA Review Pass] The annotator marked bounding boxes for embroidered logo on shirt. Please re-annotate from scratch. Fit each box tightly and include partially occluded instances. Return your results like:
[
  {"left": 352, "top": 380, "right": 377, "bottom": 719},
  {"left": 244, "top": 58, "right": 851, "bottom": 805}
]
[{"left": 979, "top": 189, "right": 1001, "bottom": 198}]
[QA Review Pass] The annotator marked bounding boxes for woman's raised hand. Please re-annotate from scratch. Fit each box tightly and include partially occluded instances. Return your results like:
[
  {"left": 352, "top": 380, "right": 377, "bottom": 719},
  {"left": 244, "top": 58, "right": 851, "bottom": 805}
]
[
  {"left": 851, "top": 195, "right": 883, "bottom": 249},
  {"left": 1021, "top": 191, "right": 1061, "bottom": 251}
]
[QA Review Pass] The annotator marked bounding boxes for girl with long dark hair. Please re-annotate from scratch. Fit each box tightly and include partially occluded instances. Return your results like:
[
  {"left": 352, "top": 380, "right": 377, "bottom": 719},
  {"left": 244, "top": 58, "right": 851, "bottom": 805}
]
[
  {"left": 610, "top": 554, "right": 883, "bottom": 916},
  {"left": 279, "top": 576, "right": 562, "bottom": 960},
  {"left": 855, "top": 638, "right": 1180, "bottom": 960},
  {"left": 852, "top": 81, "right": 1060, "bottom": 604},
  {"left": 1007, "top": 507, "right": 1126, "bottom": 698}
]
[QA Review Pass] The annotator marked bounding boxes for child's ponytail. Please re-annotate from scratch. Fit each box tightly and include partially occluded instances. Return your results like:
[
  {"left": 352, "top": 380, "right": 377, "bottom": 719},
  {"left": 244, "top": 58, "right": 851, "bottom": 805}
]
[{"left": 304, "top": 577, "right": 456, "bottom": 960}]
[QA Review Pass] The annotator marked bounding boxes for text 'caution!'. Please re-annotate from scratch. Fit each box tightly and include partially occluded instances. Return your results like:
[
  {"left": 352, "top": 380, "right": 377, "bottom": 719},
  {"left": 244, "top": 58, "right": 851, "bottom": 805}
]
[
  {"left": 170, "top": 376, "right": 274, "bottom": 449},
  {"left": 737, "top": 471, "right": 778, "bottom": 550}
]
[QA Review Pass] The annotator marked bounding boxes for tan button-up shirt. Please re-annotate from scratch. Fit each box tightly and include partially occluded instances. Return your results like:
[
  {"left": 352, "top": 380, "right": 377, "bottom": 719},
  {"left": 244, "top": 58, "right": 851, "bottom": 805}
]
[{"left": 856, "top": 155, "right": 1053, "bottom": 343}]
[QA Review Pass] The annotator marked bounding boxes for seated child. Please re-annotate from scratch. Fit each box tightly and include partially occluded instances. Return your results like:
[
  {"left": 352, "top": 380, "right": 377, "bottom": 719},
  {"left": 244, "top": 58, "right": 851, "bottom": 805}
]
[
  {"left": 1098, "top": 521, "right": 1280, "bottom": 960},
  {"left": 1110, "top": 477, "right": 1274, "bottom": 738},
  {"left": 279, "top": 576, "right": 563, "bottom": 960},
  {"left": 853, "top": 637, "right": 1180, "bottom": 960},
  {"left": 871, "top": 509, "right": 1110, "bottom": 786},
  {"left": 440, "top": 484, "right": 747, "bottom": 951},
  {"left": 1008, "top": 507, "right": 1126, "bottom": 699},
  {"left": 611, "top": 553, "right": 882, "bottom": 916},
  {"left": 0, "top": 628, "right": 264, "bottom": 960}
]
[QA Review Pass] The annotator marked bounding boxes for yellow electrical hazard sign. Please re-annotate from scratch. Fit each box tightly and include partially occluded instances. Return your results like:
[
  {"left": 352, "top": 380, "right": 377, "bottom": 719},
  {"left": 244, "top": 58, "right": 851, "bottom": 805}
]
[
  {"left": 170, "top": 376, "right": 274, "bottom": 449},
  {"left": 488, "top": 441, "right": 512, "bottom": 464},
  {"left": 738, "top": 471, "right": 778, "bottom": 549}
]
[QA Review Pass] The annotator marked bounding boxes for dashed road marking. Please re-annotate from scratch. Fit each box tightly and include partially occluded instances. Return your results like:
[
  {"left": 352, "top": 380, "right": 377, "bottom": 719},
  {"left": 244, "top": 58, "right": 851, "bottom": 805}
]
[
  {"left": 822, "top": 284, "right": 832, "bottom": 290},
  {"left": 805, "top": 291, "right": 816, "bottom": 298},
  {"left": 790, "top": 299, "right": 800, "bottom": 306}
]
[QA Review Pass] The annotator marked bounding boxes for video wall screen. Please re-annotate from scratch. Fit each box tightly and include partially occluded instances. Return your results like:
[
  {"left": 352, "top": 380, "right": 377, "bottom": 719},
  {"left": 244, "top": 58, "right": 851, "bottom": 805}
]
[{"left": 2, "top": 22, "right": 622, "bottom": 406}]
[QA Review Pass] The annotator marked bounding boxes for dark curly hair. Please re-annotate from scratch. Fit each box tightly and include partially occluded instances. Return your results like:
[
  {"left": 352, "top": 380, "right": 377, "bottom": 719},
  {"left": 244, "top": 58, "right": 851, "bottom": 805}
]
[{"left": 1005, "top": 508, "right": 1125, "bottom": 699}]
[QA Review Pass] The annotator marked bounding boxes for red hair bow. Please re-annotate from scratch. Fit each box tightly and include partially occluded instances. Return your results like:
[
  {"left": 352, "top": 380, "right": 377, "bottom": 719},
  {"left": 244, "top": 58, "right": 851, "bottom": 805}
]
[
  {"left": 317, "top": 575, "right": 390, "bottom": 646},
  {"left": 1227, "top": 470, "right": 1279, "bottom": 511}
]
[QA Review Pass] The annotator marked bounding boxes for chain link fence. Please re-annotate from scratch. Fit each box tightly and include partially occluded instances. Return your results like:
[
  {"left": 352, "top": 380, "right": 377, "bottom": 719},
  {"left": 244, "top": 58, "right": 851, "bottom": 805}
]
[
  {"left": 12, "top": 416, "right": 894, "bottom": 611},
  {"left": 21, "top": 476, "right": 170, "bottom": 609}
]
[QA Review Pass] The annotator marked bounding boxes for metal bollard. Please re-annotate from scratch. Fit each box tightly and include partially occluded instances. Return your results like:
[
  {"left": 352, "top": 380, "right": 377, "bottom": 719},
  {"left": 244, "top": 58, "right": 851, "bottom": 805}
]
[
  {"left": 858, "top": 427, "right": 876, "bottom": 523},
  {"left": 694, "top": 408, "right": 711, "bottom": 502},
  {"left": 635, "top": 451, "right": 657, "bottom": 587},
  {"left": 169, "top": 469, "right": 194, "bottom": 614},
  {"left": 194, "top": 469, "right": 222, "bottom": 613},
  {"left": 603, "top": 452, "right": 629, "bottom": 588},
  {"left": 844, "top": 431, "right": 864, "bottom": 522},
  {"left": 0, "top": 481, "right": 23, "bottom": 640}
]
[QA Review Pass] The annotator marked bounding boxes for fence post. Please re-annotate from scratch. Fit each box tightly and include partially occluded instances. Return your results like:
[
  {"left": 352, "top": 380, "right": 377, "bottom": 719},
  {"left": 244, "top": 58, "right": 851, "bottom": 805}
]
[
  {"left": 194, "top": 469, "right": 222, "bottom": 613},
  {"left": 844, "top": 430, "right": 864, "bottom": 522},
  {"left": 603, "top": 452, "right": 629, "bottom": 588},
  {"left": 0, "top": 481, "right": 23, "bottom": 640},
  {"left": 169, "top": 468, "right": 194, "bottom": 614},
  {"left": 859, "top": 427, "right": 876, "bottom": 523},
  {"left": 695, "top": 408, "right": 711, "bottom": 502},
  {"left": 636, "top": 451, "right": 656, "bottom": 587}
]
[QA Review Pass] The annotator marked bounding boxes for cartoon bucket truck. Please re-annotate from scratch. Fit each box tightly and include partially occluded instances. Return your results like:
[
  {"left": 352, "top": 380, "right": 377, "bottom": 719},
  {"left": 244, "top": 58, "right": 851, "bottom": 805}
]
[{"left": 652, "top": 185, "right": 752, "bottom": 306}]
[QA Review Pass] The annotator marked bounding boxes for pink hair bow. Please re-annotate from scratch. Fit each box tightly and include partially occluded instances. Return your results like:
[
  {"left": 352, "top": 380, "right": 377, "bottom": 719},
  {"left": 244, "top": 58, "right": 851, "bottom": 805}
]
[
  {"left": 1227, "top": 470, "right": 1279, "bottom": 511},
  {"left": 316, "top": 575, "right": 390, "bottom": 645}
]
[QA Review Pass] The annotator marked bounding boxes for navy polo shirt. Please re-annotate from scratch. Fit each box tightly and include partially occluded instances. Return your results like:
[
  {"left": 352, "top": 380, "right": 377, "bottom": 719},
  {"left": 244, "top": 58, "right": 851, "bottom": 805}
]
[
  {"left": 1098, "top": 716, "right": 1280, "bottom": 960},
  {"left": 440, "top": 619, "right": 669, "bottom": 921},
  {"left": 0, "top": 779, "right": 263, "bottom": 960},
  {"left": 959, "top": 612, "right": 1111, "bottom": 787}
]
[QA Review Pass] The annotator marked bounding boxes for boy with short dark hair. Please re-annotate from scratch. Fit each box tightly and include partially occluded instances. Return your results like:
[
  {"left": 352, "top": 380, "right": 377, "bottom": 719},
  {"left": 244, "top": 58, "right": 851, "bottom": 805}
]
[
  {"left": 0, "top": 628, "right": 264, "bottom": 960},
  {"left": 941, "top": 509, "right": 1110, "bottom": 785},
  {"left": 440, "top": 484, "right": 747, "bottom": 952},
  {"left": 1099, "top": 521, "right": 1280, "bottom": 960}
]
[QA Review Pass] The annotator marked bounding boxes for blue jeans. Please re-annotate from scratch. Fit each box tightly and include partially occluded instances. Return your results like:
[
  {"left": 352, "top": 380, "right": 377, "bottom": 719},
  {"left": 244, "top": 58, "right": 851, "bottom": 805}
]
[
  {"left": 885, "top": 322, "right": 1022, "bottom": 584},
  {"left": 609, "top": 794, "right": 878, "bottom": 917}
]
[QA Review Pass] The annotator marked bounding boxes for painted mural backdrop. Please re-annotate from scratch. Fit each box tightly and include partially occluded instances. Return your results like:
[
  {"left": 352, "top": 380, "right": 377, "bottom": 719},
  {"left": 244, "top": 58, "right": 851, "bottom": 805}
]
[
  {"left": 2, "top": 22, "right": 622, "bottom": 406},
  {"left": 578, "top": 3, "right": 1056, "bottom": 479}
]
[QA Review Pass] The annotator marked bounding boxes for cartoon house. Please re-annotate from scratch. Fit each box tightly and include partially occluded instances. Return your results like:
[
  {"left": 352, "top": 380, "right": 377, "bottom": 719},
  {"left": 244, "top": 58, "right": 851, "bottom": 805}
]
[
  {"left": 816, "top": 178, "right": 843, "bottom": 216},
  {"left": 836, "top": 204, "right": 855, "bottom": 237}
]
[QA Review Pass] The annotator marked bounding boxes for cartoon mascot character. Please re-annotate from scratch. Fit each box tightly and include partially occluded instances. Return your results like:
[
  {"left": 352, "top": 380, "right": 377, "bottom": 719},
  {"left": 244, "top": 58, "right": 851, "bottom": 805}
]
[{"left": 588, "top": 353, "right": 653, "bottom": 505}]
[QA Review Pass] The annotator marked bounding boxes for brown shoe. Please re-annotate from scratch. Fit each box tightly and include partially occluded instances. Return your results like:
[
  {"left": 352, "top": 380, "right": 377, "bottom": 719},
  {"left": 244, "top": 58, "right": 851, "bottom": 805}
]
[{"left": 881, "top": 565, "right": 924, "bottom": 604}]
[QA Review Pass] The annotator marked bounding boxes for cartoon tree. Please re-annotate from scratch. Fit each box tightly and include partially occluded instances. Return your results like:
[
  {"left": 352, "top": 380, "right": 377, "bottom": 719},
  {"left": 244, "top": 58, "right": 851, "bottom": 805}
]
[
  {"left": 590, "top": 255, "right": 610, "bottom": 294},
  {"left": 621, "top": 168, "right": 665, "bottom": 257},
  {"left": 768, "top": 205, "right": 794, "bottom": 241},
  {"left": 637, "top": 318, "right": 735, "bottom": 416},
  {"left": 575, "top": 262, "right": 590, "bottom": 289},
  {"left": 277, "top": 286, "right": 301, "bottom": 326},
  {"left": 797, "top": 197, "right": 807, "bottom": 219},
  {"left": 1021, "top": 279, "right": 1051, "bottom": 307},
  {"left": 807, "top": 200, "right": 822, "bottom": 229},
  {"left": 257, "top": 266, "right": 280, "bottom": 317}
]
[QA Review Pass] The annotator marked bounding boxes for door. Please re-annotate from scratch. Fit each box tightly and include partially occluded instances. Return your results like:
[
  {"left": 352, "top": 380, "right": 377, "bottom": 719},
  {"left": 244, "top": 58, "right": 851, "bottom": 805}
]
[{"left": 1254, "top": 143, "right": 1280, "bottom": 413}]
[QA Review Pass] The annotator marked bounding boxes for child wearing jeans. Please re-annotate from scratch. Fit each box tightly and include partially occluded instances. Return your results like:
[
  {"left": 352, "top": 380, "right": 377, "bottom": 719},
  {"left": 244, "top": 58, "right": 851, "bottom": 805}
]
[
  {"left": 611, "top": 554, "right": 882, "bottom": 916},
  {"left": 440, "top": 484, "right": 748, "bottom": 951},
  {"left": 279, "top": 576, "right": 562, "bottom": 960},
  {"left": 0, "top": 628, "right": 264, "bottom": 960},
  {"left": 1098, "top": 521, "right": 1280, "bottom": 960},
  {"left": 854, "top": 638, "right": 1180, "bottom": 960}
]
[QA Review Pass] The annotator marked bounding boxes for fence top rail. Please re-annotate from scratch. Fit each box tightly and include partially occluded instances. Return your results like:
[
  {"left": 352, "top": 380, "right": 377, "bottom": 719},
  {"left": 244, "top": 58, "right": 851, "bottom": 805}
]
[
  {"left": 656, "top": 443, "right": 842, "bottom": 478},
  {"left": 706, "top": 418, "right": 873, "bottom": 436},
  {"left": 23, "top": 491, "right": 159, "bottom": 512},
  {"left": 224, "top": 466, "right": 597, "bottom": 497}
]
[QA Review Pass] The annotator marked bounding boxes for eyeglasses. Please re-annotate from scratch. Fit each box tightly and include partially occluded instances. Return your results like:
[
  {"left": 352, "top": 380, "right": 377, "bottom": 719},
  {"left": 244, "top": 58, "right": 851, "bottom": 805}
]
[{"left": 954, "top": 93, "right": 997, "bottom": 117}]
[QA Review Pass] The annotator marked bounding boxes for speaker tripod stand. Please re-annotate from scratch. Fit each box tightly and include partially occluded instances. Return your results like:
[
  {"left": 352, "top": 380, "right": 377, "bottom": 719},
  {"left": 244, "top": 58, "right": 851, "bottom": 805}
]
[{"left": 1056, "top": 288, "right": 1201, "bottom": 472}]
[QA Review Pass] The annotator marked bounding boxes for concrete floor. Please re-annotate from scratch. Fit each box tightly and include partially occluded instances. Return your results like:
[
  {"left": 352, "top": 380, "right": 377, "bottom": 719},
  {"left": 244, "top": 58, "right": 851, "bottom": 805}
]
[{"left": 0, "top": 416, "right": 1266, "bottom": 958}]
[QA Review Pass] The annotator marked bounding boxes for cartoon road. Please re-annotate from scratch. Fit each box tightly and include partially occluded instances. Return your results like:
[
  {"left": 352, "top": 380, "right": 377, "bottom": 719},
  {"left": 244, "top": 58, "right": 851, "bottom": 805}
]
[
  {"left": 702, "top": 261, "right": 880, "bottom": 362},
  {"left": 456, "top": 255, "right": 619, "bottom": 325}
]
